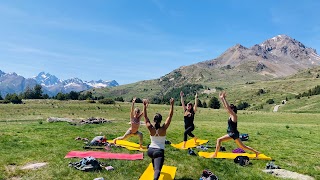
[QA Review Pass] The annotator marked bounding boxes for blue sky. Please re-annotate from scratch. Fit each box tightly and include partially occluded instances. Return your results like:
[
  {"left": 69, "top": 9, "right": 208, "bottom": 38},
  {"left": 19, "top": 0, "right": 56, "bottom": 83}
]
[{"left": 0, "top": 0, "right": 319, "bottom": 85}]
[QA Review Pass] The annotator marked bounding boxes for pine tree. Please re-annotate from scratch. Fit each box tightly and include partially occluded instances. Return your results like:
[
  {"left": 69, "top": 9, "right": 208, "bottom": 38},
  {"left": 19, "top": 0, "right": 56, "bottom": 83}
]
[{"left": 208, "top": 97, "right": 220, "bottom": 109}]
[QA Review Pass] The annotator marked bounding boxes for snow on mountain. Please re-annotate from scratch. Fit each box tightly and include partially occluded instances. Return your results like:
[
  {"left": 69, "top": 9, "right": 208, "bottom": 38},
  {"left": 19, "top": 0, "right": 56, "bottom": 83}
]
[
  {"left": 0, "top": 70, "right": 119, "bottom": 97},
  {"left": 85, "top": 80, "right": 119, "bottom": 88},
  {"left": 33, "top": 72, "right": 61, "bottom": 86}
]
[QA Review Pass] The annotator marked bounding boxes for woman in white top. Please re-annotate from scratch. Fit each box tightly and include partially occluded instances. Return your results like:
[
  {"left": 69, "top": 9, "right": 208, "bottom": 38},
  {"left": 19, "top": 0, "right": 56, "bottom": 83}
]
[
  {"left": 113, "top": 97, "right": 144, "bottom": 148},
  {"left": 143, "top": 98, "right": 174, "bottom": 180}
]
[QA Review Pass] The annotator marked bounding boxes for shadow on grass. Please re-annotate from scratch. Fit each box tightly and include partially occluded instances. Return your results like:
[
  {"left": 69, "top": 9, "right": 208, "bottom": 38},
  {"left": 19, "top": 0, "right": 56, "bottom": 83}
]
[{"left": 175, "top": 178, "right": 193, "bottom": 180}]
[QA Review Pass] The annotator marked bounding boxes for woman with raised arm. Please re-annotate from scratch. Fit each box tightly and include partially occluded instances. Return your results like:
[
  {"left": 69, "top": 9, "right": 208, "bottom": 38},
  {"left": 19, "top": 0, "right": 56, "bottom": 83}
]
[
  {"left": 180, "top": 91, "right": 198, "bottom": 148},
  {"left": 113, "top": 97, "right": 144, "bottom": 149},
  {"left": 143, "top": 98, "right": 174, "bottom": 180},
  {"left": 211, "top": 91, "right": 260, "bottom": 158}
]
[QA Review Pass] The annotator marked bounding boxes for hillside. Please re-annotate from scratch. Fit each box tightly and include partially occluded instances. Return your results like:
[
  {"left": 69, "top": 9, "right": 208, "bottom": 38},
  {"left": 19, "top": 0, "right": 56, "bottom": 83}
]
[{"left": 90, "top": 35, "right": 320, "bottom": 111}]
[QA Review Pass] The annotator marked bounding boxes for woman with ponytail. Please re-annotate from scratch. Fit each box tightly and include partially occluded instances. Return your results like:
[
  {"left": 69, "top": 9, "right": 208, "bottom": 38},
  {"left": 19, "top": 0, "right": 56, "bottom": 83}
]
[
  {"left": 143, "top": 98, "right": 174, "bottom": 180},
  {"left": 180, "top": 91, "right": 198, "bottom": 148},
  {"left": 113, "top": 97, "right": 144, "bottom": 149},
  {"left": 211, "top": 91, "right": 260, "bottom": 158}
]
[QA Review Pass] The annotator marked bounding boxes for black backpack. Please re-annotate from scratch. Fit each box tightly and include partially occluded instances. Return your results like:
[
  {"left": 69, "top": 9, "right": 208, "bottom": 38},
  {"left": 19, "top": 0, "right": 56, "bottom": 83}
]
[
  {"left": 188, "top": 148, "right": 197, "bottom": 156},
  {"left": 69, "top": 156, "right": 102, "bottom": 171},
  {"left": 240, "top": 134, "right": 249, "bottom": 141},
  {"left": 234, "top": 156, "right": 250, "bottom": 166},
  {"left": 200, "top": 169, "right": 219, "bottom": 180}
]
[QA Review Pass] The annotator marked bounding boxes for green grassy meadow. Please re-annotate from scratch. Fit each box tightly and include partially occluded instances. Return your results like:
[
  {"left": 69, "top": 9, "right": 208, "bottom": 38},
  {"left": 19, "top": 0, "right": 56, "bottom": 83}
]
[{"left": 0, "top": 100, "right": 319, "bottom": 180}]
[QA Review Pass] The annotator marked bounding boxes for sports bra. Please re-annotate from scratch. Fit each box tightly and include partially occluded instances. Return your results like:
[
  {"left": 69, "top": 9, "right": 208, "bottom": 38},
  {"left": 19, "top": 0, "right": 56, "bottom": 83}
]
[{"left": 131, "top": 117, "right": 140, "bottom": 124}]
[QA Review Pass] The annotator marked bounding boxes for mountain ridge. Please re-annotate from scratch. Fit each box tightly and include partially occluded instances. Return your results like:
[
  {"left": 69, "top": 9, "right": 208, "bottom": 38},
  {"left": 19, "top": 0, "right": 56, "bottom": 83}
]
[
  {"left": 0, "top": 71, "right": 119, "bottom": 97},
  {"left": 90, "top": 34, "right": 320, "bottom": 101}
]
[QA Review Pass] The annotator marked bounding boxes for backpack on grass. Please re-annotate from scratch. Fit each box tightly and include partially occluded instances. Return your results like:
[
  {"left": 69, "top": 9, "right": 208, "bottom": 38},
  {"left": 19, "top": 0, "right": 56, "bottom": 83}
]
[
  {"left": 69, "top": 156, "right": 102, "bottom": 171},
  {"left": 234, "top": 156, "right": 250, "bottom": 166},
  {"left": 200, "top": 169, "right": 219, "bottom": 180},
  {"left": 240, "top": 134, "right": 249, "bottom": 141}
]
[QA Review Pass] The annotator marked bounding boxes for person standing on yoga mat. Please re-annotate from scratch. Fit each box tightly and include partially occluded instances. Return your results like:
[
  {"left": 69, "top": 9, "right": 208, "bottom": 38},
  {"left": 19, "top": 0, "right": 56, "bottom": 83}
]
[
  {"left": 143, "top": 98, "right": 174, "bottom": 180},
  {"left": 180, "top": 91, "right": 198, "bottom": 148},
  {"left": 211, "top": 91, "right": 260, "bottom": 158},
  {"left": 113, "top": 97, "right": 144, "bottom": 149}
]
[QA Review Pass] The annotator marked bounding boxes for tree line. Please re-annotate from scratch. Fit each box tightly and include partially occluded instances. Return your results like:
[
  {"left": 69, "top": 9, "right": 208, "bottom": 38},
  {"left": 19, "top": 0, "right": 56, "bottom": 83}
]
[
  {"left": 295, "top": 85, "right": 320, "bottom": 99},
  {"left": 0, "top": 84, "right": 253, "bottom": 111}
]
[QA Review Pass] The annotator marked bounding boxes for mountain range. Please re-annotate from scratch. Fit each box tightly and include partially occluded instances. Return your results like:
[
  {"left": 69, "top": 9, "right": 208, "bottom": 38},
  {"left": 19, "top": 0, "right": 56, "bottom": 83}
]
[
  {"left": 0, "top": 71, "right": 119, "bottom": 97},
  {"left": 90, "top": 34, "right": 320, "bottom": 100},
  {"left": 164, "top": 34, "right": 320, "bottom": 86},
  {"left": 2, "top": 34, "right": 320, "bottom": 101}
]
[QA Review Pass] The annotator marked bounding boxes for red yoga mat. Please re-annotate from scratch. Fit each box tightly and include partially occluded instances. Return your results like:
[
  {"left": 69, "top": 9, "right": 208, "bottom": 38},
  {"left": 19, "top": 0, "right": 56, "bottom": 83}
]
[{"left": 65, "top": 151, "right": 143, "bottom": 160}]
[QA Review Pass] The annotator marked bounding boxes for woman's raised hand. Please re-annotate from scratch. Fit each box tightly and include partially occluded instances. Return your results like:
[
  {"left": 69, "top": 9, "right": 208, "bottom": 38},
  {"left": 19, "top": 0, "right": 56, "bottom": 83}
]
[
  {"left": 219, "top": 91, "right": 226, "bottom": 99},
  {"left": 143, "top": 99, "right": 149, "bottom": 106},
  {"left": 170, "top": 98, "right": 174, "bottom": 105}
]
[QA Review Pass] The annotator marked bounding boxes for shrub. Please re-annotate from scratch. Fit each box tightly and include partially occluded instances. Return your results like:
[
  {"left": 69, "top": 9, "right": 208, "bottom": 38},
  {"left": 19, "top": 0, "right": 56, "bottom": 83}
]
[
  {"left": 87, "top": 100, "right": 96, "bottom": 103},
  {"left": 99, "top": 98, "right": 115, "bottom": 104},
  {"left": 202, "top": 101, "right": 207, "bottom": 108},
  {"left": 256, "top": 89, "right": 266, "bottom": 96},
  {"left": 115, "top": 97, "right": 124, "bottom": 102},
  {"left": 237, "top": 102, "right": 250, "bottom": 110},
  {"left": 197, "top": 99, "right": 203, "bottom": 107},
  {"left": 208, "top": 97, "right": 220, "bottom": 109},
  {"left": 266, "top": 99, "right": 274, "bottom": 104},
  {"left": 5, "top": 93, "right": 23, "bottom": 104}
]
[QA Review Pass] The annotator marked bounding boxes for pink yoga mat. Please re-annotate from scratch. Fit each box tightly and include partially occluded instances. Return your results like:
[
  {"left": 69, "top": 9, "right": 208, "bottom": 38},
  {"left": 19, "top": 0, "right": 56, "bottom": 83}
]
[{"left": 65, "top": 151, "right": 143, "bottom": 160}]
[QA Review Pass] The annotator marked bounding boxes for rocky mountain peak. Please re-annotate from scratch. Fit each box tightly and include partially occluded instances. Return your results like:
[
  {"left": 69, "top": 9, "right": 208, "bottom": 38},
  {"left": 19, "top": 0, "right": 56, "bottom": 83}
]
[
  {"left": 63, "top": 78, "right": 84, "bottom": 84},
  {"left": 0, "top": 70, "right": 5, "bottom": 77},
  {"left": 258, "top": 34, "right": 314, "bottom": 55},
  {"left": 0, "top": 70, "right": 119, "bottom": 97},
  {"left": 34, "top": 72, "right": 60, "bottom": 86},
  {"left": 193, "top": 34, "right": 320, "bottom": 80},
  {"left": 86, "top": 79, "right": 119, "bottom": 88},
  {"left": 227, "top": 44, "right": 248, "bottom": 53}
]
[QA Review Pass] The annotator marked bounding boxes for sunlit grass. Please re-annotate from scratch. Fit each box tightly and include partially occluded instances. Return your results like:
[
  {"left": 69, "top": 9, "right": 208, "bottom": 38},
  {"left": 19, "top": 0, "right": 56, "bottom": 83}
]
[{"left": 0, "top": 100, "right": 319, "bottom": 179}]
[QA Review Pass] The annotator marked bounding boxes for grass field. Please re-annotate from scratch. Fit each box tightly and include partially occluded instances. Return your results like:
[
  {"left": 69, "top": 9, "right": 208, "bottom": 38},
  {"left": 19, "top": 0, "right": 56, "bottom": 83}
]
[{"left": 0, "top": 100, "right": 319, "bottom": 180}]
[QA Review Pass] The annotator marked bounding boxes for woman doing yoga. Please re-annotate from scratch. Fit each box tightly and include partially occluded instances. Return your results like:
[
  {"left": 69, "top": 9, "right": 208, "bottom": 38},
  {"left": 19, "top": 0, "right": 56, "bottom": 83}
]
[{"left": 143, "top": 98, "right": 174, "bottom": 180}]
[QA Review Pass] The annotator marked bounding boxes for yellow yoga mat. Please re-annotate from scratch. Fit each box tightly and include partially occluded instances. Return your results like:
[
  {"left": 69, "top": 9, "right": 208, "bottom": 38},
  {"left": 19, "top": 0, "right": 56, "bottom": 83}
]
[
  {"left": 107, "top": 140, "right": 147, "bottom": 152},
  {"left": 198, "top": 152, "right": 272, "bottom": 160},
  {"left": 139, "top": 163, "right": 177, "bottom": 180},
  {"left": 171, "top": 139, "right": 209, "bottom": 149}
]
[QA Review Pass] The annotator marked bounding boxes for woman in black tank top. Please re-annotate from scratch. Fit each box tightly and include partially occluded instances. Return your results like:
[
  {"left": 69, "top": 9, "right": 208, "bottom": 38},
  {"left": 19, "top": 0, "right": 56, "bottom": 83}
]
[
  {"left": 210, "top": 91, "right": 260, "bottom": 158},
  {"left": 180, "top": 91, "right": 198, "bottom": 148}
]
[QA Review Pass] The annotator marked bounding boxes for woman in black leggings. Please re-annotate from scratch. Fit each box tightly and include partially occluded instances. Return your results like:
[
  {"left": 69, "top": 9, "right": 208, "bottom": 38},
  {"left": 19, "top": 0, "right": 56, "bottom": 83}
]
[
  {"left": 211, "top": 91, "right": 260, "bottom": 158},
  {"left": 143, "top": 98, "right": 174, "bottom": 180},
  {"left": 180, "top": 91, "right": 198, "bottom": 148}
]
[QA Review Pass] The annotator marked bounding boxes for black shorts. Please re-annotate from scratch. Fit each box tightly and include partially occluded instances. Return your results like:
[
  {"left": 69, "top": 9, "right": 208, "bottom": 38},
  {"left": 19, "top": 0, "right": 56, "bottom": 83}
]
[{"left": 228, "top": 131, "right": 240, "bottom": 140}]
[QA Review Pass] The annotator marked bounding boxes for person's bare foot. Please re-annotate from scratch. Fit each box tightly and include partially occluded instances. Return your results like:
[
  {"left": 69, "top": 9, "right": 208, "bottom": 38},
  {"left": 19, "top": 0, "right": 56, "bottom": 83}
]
[
  {"left": 182, "top": 141, "right": 187, "bottom": 149},
  {"left": 255, "top": 152, "right": 260, "bottom": 158},
  {"left": 194, "top": 137, "right": 198, "bottom": 144},
  {"left": 210, "top": 153, "right": 217, "bottom": 158}
]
